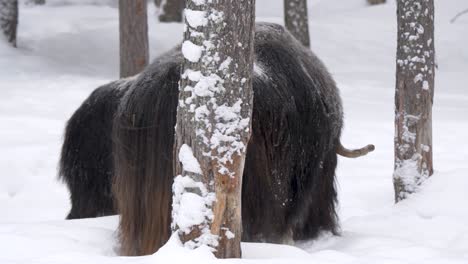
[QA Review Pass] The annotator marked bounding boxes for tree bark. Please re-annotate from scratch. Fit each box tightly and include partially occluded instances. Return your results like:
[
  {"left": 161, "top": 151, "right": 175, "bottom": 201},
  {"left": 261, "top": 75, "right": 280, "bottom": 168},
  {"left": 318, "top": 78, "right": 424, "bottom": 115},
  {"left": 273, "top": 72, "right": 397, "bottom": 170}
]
[
  {"left": 394, "top": 0, "right": 435, "bottom": 202},
  {"left": 155, "top": 0, "right": 184, "bottom": 22},
  {"left": 367, "top": 0, "right": 386, "bottom": 5},
  {"left": 0, "top": 0, "right": 18, "bottom": 47},
  {"left": 119, "top": 0, "right": 149, "bottom": 78},
  {"left": 284, "top": 0, "right": 310, "bottom": 47},
  {"left": 172, "top": 0, "right": 255, "bottom": 258}
]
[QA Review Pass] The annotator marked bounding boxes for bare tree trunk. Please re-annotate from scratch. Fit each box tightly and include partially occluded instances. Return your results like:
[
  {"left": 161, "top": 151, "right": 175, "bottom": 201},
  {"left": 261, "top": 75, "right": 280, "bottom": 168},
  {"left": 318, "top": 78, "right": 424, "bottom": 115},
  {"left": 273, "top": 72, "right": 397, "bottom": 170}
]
[
  {"left": 155, "top": 0, "right": 184, "bottom": 22},
  {"left": 284, "top": 0, "right": 310, "bottom": 47},
  {"left": 119, "top": 0, "right": 149, "bottom": 78},
  {"left": 367, "top": 0, "right": 386, "bottom": 5},
  {"left": 0, "top": 0, "right": 18, "bottom": 47},
  {"left": 394, "top": 0, "right": 435, "bottom": 202},
  {"left": 172, "top": 0, "right": 255, "bottom": 258}
]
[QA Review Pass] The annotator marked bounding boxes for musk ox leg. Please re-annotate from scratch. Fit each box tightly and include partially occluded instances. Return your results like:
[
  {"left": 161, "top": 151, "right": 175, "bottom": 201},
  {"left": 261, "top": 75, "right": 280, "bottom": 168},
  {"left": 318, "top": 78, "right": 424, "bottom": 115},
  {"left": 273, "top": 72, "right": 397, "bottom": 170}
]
[
  {"left": 113, "top": 55, "right": 181, "bottom": 256},
  {"left": 241, "top": 101, "right": 294, "bottom": 243},
  {"left": 292, "top": 148, "right": 339, "bottom": 240},
  {"left": 242, "top": 23, "right": 342, "bottom": 243},
  {"left": 59, "top": 81, "right": 130, "bottom": 219}
]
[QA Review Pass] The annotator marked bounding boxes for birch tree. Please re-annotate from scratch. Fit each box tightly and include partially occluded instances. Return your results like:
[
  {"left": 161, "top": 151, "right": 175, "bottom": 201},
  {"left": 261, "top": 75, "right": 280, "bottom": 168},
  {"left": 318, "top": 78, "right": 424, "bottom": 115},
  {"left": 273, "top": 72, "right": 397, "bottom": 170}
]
[
  {"left": 172, "top": 0, "right": 256, "bottom": 258},
  {"left": 284, "top": 0, "right": 310, "bottom": 47},
  {"left": 0, "top": 0, "right": 18, "bottom": 47},
  {"left": 119, "top": 0, "right": 149, "bottom": 78},
  {"left": 394, "top": 0, "right": 435, "bottom": 202}
]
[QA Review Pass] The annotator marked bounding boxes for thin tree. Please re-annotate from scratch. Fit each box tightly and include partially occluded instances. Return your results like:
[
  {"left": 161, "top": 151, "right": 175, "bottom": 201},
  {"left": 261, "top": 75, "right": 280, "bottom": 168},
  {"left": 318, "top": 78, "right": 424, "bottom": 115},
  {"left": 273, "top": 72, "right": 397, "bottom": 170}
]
[
  {"left": 284, "top": 0, "right": 310, "bottom": 47},
  {"left": 0, "top": 0, "right": 18, "bottom": 47},
  {"left": 155, "top": 0, "right": 184, "bottom": 22},
  {"left": 367, "top": 0, "right": 386, "bottom": 5},
  {"left": 172, "top": 0, "right": 255, "bottom": 258},
  {"left": 119, "top": 0, "right": 149, "bottom": 78},
  {"left": 394, "top": 0, "right": 435, "bottom": 202}
]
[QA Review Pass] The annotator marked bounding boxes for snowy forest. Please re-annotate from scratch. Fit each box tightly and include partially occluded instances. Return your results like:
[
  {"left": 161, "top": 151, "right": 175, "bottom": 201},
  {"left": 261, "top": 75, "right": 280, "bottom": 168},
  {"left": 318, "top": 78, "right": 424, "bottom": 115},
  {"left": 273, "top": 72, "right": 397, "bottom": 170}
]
[{"left": 1, "top": 0, "right": 467, "bottom": 263}]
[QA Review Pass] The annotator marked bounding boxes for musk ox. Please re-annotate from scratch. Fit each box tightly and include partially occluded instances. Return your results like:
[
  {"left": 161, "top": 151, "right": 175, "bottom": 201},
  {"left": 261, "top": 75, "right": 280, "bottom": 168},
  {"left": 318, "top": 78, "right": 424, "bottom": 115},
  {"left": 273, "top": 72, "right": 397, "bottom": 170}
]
[{"left": 59, "top": 22, "right": 374, "bottom": 256}]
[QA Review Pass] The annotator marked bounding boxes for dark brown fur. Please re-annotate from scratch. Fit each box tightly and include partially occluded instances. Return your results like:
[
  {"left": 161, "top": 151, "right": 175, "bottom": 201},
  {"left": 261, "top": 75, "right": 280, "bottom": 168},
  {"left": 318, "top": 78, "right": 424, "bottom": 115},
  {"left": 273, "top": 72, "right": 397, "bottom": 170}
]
[{"left": 112, "top": 51, "right": 181, "bottom": 255}]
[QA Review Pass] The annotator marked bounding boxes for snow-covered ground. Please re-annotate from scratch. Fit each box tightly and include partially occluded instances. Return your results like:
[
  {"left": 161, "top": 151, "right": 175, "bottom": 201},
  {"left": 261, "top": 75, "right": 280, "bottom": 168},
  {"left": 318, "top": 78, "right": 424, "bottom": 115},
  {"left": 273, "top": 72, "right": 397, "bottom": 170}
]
[{"left": 1, "top": 0, "right": 467, "bottom": 263}]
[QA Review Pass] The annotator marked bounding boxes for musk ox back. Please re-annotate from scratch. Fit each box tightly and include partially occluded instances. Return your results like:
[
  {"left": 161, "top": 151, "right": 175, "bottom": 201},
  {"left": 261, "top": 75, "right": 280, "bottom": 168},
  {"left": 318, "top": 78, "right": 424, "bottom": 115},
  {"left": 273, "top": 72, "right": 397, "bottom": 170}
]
[{"left": 59, "top": 22, "right": 374, "bottom": 256}]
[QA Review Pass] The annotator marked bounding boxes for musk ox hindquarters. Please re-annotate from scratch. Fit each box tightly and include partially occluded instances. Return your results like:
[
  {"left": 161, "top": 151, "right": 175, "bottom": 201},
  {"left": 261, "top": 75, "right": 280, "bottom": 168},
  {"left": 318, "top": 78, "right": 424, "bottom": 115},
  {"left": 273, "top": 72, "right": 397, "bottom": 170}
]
[{"left": 113, "top": 22, "right": 343, "bottom": 256}]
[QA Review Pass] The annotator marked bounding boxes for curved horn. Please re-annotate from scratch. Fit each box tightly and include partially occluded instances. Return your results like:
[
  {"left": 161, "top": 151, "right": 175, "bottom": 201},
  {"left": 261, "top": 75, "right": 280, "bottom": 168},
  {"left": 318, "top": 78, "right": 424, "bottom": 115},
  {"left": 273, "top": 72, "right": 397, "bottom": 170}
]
[{"left": 337, "top": 142, "right": 375, "bottom": 158}]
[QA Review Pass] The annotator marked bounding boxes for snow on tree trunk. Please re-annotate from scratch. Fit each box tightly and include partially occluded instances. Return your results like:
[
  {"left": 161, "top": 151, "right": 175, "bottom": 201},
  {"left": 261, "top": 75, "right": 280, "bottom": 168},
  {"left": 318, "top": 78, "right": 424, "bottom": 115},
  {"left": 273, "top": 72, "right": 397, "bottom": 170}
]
[
  {"left": 394, "top": 0, "right": 435, "bottom": 202},
  {"left": 284, "top": 0, "right": 310, "bottom": 47},
  {"left": 172, "top": 0, "right": 255, "bottom": 258},
  {"left": 367, "top": 0, "right": 386, "bottom": 5},
  {"left": 0, "top": 0, "right": 18, "bottom": 47},
  {"left": 119, "top": 0, "right": 149, "bottom": 78},
  {"left": 155, "top": 0, "right": 184, "bottom": 22}
]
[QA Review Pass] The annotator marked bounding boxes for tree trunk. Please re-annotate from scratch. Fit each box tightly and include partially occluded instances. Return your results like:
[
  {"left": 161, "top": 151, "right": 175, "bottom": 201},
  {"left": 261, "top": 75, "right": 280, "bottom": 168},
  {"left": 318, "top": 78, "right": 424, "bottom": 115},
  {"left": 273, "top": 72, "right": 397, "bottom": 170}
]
[
  {"left": 172, "top": 0, "right": 255, "bottom": 258},
  {"left": 119, "top": 0, "right": 149, "bottom": 78},
  {"left": 367, "top": 0, "right": 386, "bottom": 5},
  {"left": 0, "top": 0, "right": 18, "bottom": 47},
  {"left": 284, "top": 0, "right": 310, "bottom": 47},
  {"left": 155, "top": 0, "right": 184, "bottom": 22},
  {"left": 394, "top": 0, "right": 435, "bottom": 202}
]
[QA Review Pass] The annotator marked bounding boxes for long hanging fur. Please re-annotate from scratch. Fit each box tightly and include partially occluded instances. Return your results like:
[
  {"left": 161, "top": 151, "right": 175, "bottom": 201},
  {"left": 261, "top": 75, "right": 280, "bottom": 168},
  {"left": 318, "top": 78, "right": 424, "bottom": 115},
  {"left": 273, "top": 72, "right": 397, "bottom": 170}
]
[
  {"left": 242, "top": 23, "right": 342, "bottom": 243},
  {"left": 59, "top": 22, "right": 343, "bottom": 256},
  {"left": 113, "top": 50, "right": 182, "bottom": 255}
]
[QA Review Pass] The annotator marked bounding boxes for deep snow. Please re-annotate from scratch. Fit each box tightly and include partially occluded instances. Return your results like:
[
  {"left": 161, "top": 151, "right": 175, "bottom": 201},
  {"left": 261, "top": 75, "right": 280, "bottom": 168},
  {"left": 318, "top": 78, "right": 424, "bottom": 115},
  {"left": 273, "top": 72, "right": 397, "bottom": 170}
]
[{"left": 1, "top": 0, "right": 467, "bottom": 263}]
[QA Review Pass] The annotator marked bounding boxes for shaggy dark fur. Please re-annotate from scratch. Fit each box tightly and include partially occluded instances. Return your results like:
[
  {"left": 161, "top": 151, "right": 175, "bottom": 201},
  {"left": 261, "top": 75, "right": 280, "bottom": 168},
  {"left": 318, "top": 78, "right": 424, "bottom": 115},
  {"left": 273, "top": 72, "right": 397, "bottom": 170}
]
[
  {"left": 59, "top": 22, "right": 343, "bottom": 255},
  {"left": 113, "top": 50, "right": 181, "bottom": 255},
  {"left": 58, "top": 79, "right": 131, "bottom": 219}
]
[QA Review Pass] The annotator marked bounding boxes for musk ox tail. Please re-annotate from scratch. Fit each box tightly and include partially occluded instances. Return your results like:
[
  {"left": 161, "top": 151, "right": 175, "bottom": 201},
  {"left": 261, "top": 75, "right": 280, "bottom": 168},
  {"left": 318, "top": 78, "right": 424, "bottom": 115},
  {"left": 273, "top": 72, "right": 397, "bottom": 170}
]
[{"left": 337, "top": 142, "right": 375, "bottom": 158}]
